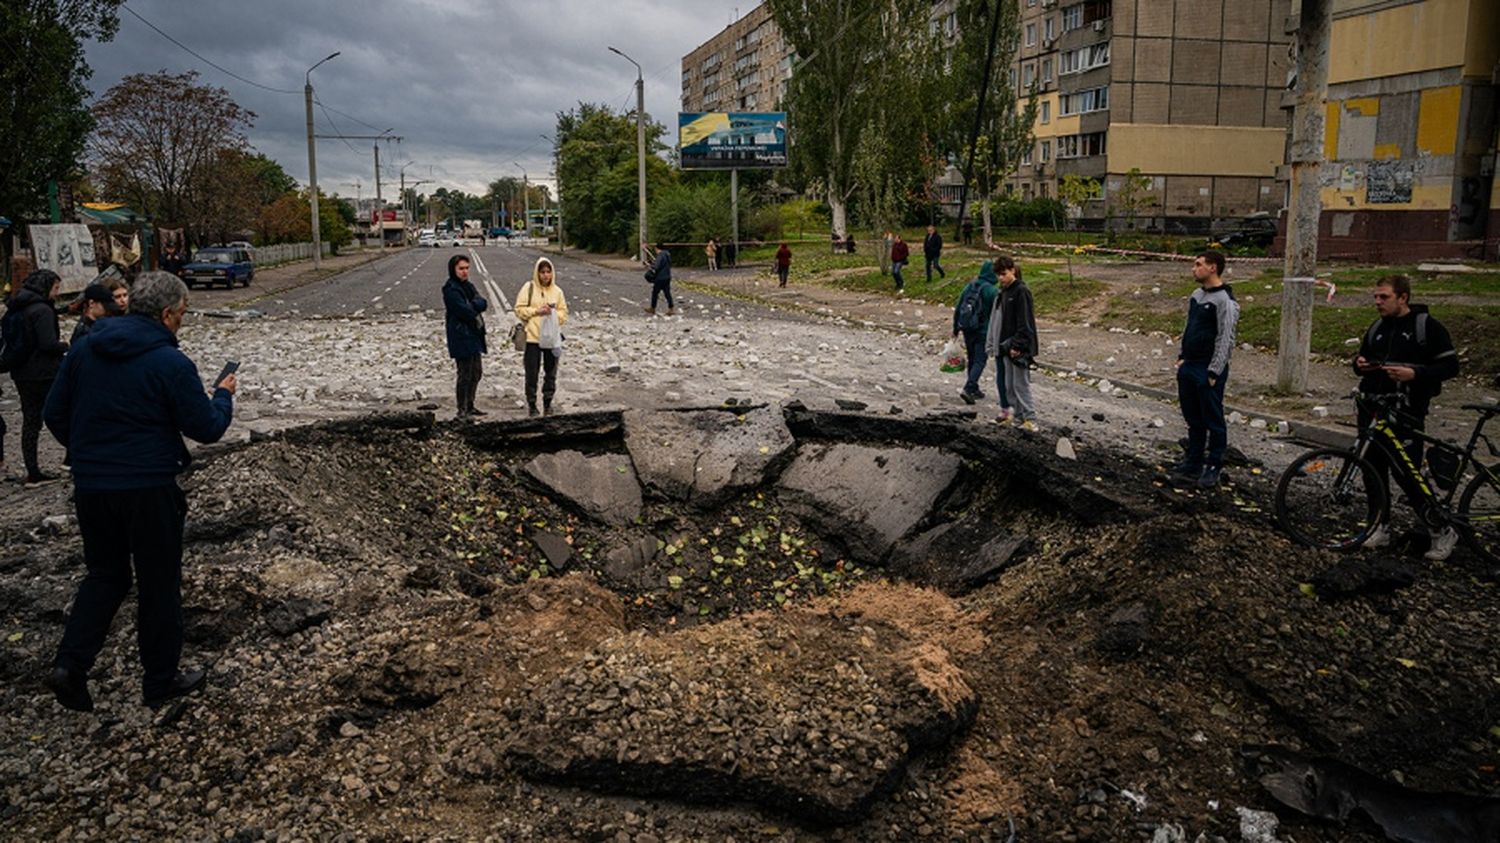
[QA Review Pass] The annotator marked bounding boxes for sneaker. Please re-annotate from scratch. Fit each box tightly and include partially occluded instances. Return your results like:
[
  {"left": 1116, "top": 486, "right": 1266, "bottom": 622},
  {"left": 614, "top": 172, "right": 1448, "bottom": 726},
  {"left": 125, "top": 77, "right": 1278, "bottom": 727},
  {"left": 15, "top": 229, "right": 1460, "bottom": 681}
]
[
  {"left": 1168, "top": 461, "right": 1202, "bottom": 481},
  {"left": 469, "top": 407, "right": 488, "bottom": 417},
  {"left": 1363, "top": 523, "right": 1391, "bottom": 549},
  {"left": 1197, "top": 465, "right": 1222, "bottom": 488},
  {"left": 1424, "top": 527, "right": 1459, "bottom": 561},
  {"left": 24, "top": 472, "right": 61, "bottom": 487},
  {"left": 960, "top": 390, "right": 977, "bottom": 405},
  {"left": 995, "top": 411, "right": 1012, "bottom": 426},
  {"left": 1018, "top": 420, "right": 1038, "bottom": 432},
  {"left": 44, "top": 666, "right": 93, "bottom": 713},
  {"left": 527, "top": 405, "right": 539, "bottom": 418}
]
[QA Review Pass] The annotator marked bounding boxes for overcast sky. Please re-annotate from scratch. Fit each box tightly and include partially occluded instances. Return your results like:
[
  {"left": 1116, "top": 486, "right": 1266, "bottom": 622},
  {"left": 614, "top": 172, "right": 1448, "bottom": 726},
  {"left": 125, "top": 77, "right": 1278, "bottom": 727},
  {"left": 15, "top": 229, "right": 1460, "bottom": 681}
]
[{"left": 84, "top": 0, "right": 755, "bottom": 200}]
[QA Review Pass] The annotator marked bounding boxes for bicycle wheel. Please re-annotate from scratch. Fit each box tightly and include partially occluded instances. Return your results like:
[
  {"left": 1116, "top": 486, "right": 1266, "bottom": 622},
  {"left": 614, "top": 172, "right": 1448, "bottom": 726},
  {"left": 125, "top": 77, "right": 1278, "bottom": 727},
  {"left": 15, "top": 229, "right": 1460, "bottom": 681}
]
[
  {"left": 1457, "top": 465, "right": 1500, "bottom": 565},
  {"left": 1275, "top": 449, "right": 1388, "bottom": 550}
]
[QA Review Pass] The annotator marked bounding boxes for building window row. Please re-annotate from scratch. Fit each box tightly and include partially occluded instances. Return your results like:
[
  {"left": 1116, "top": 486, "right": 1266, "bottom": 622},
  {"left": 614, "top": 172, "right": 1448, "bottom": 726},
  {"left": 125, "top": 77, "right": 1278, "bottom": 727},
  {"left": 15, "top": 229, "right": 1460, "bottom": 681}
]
[
  {"left": 734, "top": 51, "right": 759, "bottom": 72},
  {"left": 1059, "top": 85, "right": 1109, "bottom": 115},
  {"left": 1056, "top": 131, "right": 1107, "bottom": 158},
  {"left": 1061, "top": 0, "right": 1111, "bottom": 32},
  {"left": 1059, "top": 42, "right": 1109, "bottom": 74}
]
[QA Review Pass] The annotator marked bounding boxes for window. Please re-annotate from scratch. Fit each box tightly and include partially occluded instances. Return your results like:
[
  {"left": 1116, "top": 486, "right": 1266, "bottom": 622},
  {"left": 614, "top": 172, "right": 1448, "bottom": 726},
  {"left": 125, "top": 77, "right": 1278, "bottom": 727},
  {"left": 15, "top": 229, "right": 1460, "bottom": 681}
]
[
  {"left": 1040, "top": 182, "right": 1050, "bottom": 198},
  {"left": 1021, "top": 146, "right": 1033, "bottom": 166},
  {"left": 1025, "top": 23, "right": 1036, "bottom": 46},
  {"left": 1060, "top": 85, "right": 1109, "bottom": 115},
  {"left": 1040, "top": 100, "right": 1051, "bottom": 122},
  {"left": 1045, "top": 18, "right": 1055, "bottom": 40},
  {"left": 1042, "top": 58, "right": 1052, "bottom": 81},
  {"left": 1023, "top": 63, "right": 1036, "bottom": 87},
  {"left": 1041, "top": 140, "right": 1052, "bottom": 162},
  {"left": 1060, "top": 42, "right": 1110, "bottom": 74},
  {"left": 1055, "top": 131, "right": 1108, "bottom": 158},
  {"left": 1028, "top": 0, "right": 1037, "bottom": 6},
  {"left": 1062, "top": 5, "right": 1083, "bottom": 31}
]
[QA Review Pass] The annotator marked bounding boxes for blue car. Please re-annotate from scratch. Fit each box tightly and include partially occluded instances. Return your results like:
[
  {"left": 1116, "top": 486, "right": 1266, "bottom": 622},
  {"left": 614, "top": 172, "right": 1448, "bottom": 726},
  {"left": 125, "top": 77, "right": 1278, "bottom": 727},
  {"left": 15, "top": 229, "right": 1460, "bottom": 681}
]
[
  {"left": 181, "top": 247, "right": 255, "bottom": 289},
  {"left": 489, "top": 227, "right": 513, "bottom": 239}
]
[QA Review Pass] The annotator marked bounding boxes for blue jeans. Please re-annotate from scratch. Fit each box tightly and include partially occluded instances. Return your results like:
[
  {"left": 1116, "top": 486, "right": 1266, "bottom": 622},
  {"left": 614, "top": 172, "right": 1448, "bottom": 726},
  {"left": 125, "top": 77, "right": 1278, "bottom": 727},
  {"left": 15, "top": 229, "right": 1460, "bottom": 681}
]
[
  {"left": 1177, "top": 362, "right": 1229, "bottom": 467},
  {"left": 962, "top": 330, "right": 987, "bottom": 395},
  {"left": 892, "top": 260, "right": 906, "bottom": 289}
]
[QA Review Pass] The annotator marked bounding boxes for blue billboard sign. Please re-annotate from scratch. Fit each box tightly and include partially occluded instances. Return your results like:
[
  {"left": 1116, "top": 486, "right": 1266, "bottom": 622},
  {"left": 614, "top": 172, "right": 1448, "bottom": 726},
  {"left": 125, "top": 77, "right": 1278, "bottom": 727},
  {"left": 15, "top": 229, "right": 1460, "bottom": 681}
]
[{"left": 678, "top": 112, "right": 788, "bottom": 170}]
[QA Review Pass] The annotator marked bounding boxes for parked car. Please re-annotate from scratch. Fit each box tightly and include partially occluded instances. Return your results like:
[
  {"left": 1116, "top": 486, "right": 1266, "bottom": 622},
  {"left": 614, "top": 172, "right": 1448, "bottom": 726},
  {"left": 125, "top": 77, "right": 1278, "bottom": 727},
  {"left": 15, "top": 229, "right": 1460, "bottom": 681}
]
[
  {"left": 1212, "top": 214, "right": 1277, "bottom": 249},
  {"left": 418, "top": 233, "right": 437, "bottom": 248},
  {"left": 489, "top": 227, "right": 513, "bottom": 240},
  {"left": 182, "top": 247, "right": 255, "bottom": 289},
  {"left": 435, "top": 232, "right": 462, "bottom": 248}
]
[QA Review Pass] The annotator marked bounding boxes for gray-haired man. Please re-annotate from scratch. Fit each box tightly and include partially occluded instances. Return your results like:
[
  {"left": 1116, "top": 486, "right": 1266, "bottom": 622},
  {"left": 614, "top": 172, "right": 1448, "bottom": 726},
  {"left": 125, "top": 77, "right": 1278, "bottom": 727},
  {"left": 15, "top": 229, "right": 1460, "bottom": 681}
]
[{"left": 43, "top": 271, "right": 237, "bottom": 711}]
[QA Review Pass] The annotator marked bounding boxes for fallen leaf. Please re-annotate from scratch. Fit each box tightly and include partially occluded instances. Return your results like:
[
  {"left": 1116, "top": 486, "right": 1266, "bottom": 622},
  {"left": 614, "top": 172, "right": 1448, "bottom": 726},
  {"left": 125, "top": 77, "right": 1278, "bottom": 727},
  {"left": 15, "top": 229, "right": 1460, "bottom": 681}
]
[{"left": 1395, "top": 658, "right": 1418, "bottom": 669}]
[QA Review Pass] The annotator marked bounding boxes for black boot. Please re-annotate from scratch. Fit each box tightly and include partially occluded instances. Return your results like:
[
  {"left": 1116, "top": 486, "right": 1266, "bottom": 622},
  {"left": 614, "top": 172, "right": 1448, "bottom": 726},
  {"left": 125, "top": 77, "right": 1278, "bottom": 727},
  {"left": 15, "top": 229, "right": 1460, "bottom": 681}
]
[
  {"left": 45, "top": 666, "right": 93, "bottom": 712},
  {"left": 528, "top": 404, "right": 539, "bottom": 418}
]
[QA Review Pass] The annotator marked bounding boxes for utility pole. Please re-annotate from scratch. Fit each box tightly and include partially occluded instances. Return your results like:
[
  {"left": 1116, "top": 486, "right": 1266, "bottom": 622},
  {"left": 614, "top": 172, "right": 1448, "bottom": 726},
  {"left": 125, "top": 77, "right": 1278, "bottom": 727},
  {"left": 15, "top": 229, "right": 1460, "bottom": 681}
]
[
  {"left": 304, "top": 52, "right": 340, "bottom": 270},
  {"left": 1276, "top": 0, "right": 1332, "bottom": 393},
  {"left": 610, "top": 46, "right": 648, "bottom": 263},
  {"left": 514, "top": 162, "right": 529, "bottom": 238},
  {"left": 955, "top": 0, "right": 1004, "bottom": 245}
]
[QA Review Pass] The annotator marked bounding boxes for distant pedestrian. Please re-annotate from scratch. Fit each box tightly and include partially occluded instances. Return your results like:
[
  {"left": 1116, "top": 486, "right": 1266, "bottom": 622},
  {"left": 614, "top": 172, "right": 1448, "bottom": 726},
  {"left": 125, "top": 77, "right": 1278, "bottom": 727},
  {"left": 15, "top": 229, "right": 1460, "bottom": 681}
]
[
  {"left": 514, "top": 257, "right": 568, "bottom": 416},
  {"left": 644, "top": 242, "right": 675, "bottom": 316},
  {"left": 42, "top": 270, "right": 237, "bottom": 712},
  {"left": 1172, "top": 250, "right": 1239, "bottom": 489},
  {"left": 4, "top": 269, "right": 69, "bottom": 485},
  {"left": 69, "top": 285, "right": 116, "bottom": 344},
  {"left": 924, "top": 224, "right": 946, "bottom": 284},
  {"left": 953, "top": 260, "right": 1000, "bottom": 405},
  {"left": 962, "top": 219, "right": 974, "bottom": 245},
  {"left": 442, "top": 254, "right": 488, "bottom": 419},
  {"left": 705, "top": 238, "right": 718, "bottom": 272},
  {"left": 159, "top": 244, "right": 187, "bottom": 277},
  {"left": 890, "top": 234, "right": 910, "bottom": 292},
  {"left": 985, "top": 256, "right": 1038, "bottom": 429},
  {"left": 775, "top": 242, "right": 792, "bottom": 288}
]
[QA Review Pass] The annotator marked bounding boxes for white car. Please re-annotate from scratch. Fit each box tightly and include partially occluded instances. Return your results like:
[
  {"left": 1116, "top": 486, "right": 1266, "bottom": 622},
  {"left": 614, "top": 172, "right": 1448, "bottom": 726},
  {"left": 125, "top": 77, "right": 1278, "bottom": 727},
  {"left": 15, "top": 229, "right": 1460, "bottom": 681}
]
[
  {"left": 435, "top": 232, "right": 461, "bottom": 248},
  {"left": 417, "top": 233, "right": 436, "bottom": 247}
]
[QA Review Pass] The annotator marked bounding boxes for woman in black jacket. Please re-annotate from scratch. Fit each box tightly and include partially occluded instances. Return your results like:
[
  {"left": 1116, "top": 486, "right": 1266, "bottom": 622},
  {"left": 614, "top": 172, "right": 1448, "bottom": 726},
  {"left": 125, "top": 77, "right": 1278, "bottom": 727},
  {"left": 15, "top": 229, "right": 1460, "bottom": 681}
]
[
  {"left": 441, "top": 254, "right": 488, "bottom": 418},
  {"left": 5, "top": 270, "right": 69, "bottom": 483}
]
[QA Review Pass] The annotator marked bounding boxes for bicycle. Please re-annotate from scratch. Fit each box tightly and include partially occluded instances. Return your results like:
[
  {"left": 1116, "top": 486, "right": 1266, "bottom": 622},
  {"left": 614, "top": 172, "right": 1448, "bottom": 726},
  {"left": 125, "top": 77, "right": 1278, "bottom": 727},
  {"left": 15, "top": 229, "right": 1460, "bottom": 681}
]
[{"left": 1274, "top": 392, "right": 1500, "bottom": 564}]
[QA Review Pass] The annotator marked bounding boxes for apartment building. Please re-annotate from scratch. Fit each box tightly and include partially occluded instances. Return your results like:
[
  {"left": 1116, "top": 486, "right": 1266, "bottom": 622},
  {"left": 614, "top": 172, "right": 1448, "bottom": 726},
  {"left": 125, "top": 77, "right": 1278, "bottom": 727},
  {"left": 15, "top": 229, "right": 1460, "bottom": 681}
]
[
  {"left": 1009, "top": 0, "right": 1294, "bottom": 230},
  {"left": 680, "top": 5, "right": 793, "bottom": 114},
  {"left": 1309, "top": 0, "right": 1498, "bottom": 260}
]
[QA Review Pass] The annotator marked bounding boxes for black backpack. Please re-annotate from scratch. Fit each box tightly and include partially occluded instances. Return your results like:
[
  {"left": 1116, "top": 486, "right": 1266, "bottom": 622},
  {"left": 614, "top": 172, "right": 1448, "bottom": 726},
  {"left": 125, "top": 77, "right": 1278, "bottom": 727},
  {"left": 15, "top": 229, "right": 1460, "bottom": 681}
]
[
  {"left": 0, "top": 304, "right": 35, "bottom": 373},
  {"left": 956, "top": 282, "right": 985, "bottom": 332}
]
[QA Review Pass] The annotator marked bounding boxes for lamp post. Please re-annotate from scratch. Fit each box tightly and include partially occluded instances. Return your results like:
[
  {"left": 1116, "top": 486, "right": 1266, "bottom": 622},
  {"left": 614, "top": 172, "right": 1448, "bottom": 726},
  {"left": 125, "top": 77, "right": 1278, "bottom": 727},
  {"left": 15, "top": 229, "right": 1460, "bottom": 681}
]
[
  {"left": 608, "top": 46, "right": 647, "bottom": 263},
  {"left": 304, "top": 51, "right": 340, "bottom": 269},
  {"left": 513, "top": 161, "right": 529, "bottom": 238}
]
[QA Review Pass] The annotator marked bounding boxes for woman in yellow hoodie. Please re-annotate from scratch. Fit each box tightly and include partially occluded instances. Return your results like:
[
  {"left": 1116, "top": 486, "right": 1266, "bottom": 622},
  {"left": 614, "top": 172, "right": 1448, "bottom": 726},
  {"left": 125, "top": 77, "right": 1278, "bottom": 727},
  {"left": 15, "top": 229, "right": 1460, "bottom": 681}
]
[{"left": 513, "top": 256, "right": 568, "bottom": 416}]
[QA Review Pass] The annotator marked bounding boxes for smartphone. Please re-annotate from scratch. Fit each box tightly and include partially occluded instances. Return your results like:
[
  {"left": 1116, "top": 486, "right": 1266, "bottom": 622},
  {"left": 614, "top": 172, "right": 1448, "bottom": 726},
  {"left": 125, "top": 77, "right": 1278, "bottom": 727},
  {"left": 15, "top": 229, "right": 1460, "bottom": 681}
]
[{"left": 214, "top": 360, "right": 240, "bottom": 388}]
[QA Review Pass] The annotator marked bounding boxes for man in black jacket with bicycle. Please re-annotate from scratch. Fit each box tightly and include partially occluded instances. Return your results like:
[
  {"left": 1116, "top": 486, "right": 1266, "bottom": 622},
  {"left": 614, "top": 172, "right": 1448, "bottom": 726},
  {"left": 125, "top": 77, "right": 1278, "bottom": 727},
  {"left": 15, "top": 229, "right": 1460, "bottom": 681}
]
[{"left": 1353, "top": 274, "right": 1461, "bottom": 559}]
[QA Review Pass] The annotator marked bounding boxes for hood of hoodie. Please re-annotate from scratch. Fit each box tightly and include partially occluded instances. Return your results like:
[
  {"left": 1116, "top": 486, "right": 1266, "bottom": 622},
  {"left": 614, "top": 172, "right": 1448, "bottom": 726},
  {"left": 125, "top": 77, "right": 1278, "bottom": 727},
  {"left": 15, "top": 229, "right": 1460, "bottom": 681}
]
[
  {"left": 531, "top": 256, "right": 555, "bottom": 288},
  {"left": 976, "top": 261, "right": 997, "bottom": 287},
  {"left": 82, "top": 313, "right": 178, "bottom": 360}
]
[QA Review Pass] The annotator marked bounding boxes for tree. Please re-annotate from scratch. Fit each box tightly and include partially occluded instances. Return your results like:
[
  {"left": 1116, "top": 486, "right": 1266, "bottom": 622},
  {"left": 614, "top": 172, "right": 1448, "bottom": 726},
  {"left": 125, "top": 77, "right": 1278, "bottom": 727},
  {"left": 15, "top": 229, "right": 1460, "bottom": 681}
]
[
  {"left": 244, "top": 152, "right": 298, "bottom": 207},
  {"left": 768, "top": 0, "right": 934, "bottom": 238},
  {"left": 89, "top": 70, "right": 255, "bottom": 239},
  {"left": 554, "top": 102, "right": 673, "bottom": 254},
  {"left": 255, "top": 189, "right": 349, "bottom": 249},
  {"left": 1057, "top": 174, "right": 1101, "bottom": 284},
  {"left": 0, "top": 0, "right": 123, "bottom": 224},
  {"left": 192, "top": 148, "right": 261, "bottom": 245},
  {"left": 1111, "top": 167, "right": 1153, "bottom": 232}
]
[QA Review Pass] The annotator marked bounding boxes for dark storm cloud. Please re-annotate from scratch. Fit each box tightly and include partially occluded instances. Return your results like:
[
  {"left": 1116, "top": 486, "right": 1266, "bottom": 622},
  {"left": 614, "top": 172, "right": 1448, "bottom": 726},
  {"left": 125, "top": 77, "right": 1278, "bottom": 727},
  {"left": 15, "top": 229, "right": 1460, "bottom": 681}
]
[{"left": 84, "top": 0, "right": 749, "bottom": 196}]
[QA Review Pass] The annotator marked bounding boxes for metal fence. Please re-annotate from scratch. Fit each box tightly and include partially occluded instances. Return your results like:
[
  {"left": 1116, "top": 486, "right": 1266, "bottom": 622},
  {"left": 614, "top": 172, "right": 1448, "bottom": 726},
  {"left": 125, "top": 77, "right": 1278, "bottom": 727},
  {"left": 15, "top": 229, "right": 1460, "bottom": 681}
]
[{"left": 253, "top": 241, "right": 333, "bottom": 267}]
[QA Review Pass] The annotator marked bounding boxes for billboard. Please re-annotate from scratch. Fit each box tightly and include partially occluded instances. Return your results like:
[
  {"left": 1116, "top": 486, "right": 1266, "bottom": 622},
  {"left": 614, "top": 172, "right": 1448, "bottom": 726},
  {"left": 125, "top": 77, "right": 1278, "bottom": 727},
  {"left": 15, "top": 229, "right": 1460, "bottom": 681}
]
[
  {"left": 28, "top": 224, "right": 100, "bottom": 293},
  {"left": 679, "top": 112, "right": 787, "bottom": 170}
]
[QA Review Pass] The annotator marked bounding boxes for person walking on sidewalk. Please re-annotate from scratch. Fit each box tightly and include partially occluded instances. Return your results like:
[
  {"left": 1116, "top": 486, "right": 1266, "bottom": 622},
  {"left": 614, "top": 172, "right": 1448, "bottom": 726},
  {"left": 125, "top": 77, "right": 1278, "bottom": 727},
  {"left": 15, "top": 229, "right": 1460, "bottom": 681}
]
[
  {"left": 442, "top": 254, "right": 488, "bottom": 419},
  {"left": 953, "top": 260, "right": 1000, "bottom": 405},
  {"left": 644, "top": 242, "right": 675, "bottom": 316},
  {"left": 924, "top": 224, "right": 946, "bottom": 284},
  {"left": 984, "top": 256, "right": 1038, "bottom": 429},
  {"left": 890, "top": 234, "right": 910, "bottom": 292},
  {"left": 4, "top": 269, "right": 69, "bottom": 485},
  {"left": 1352, "top": 273, "right": 1461, "bottom": 560},
  {"left": 1172, "top": 250, "right": 1240, "bottom": 489},
  {"left": 705, "top": 238, "right": 718, "bottom": 272},
  {"left": 41, "top": 271, "right": 237, "bottom": 712},
  {"left": 775, "top": 242, "right": 792, "bottom": 288},
  {"left": 514, "top": 257, "right": 569, "bottom": 416}
]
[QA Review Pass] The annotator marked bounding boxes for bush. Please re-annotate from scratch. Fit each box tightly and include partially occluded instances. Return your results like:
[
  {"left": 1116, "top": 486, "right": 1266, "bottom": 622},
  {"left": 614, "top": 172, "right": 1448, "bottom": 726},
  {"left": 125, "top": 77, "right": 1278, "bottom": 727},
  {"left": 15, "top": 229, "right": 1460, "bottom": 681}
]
[{"left": 743, "top": 204, "right": 782, "bottom": 243}]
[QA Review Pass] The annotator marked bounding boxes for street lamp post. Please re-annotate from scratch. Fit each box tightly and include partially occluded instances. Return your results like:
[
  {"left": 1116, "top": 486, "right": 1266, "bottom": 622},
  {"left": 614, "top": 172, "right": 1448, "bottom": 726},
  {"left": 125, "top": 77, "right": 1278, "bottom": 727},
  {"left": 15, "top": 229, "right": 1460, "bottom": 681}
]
[
  {"left": 304, "top": 51, "right": 340, "bottom": 269},
  {"left": 609, "top": 46, "right": 647, "bottom": 263},
  {"left": 513, "top": 162, "right": 528, "bottom": 239}
]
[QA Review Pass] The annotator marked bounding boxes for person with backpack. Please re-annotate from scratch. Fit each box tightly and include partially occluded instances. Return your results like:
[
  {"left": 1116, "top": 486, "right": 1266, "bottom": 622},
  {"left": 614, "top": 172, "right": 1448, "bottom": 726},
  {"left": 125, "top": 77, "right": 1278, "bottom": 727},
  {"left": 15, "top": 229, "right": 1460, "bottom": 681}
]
[
  {"left": 3, "top": 269, "right": 69, "bottom": 485},
  {"left": 952, "top": 260, "right": 1000, "bottom": 404},
  {"left": 1353, "top": 273, "right": 1461, "bottom": 560},
  {"left": 985, "top": 256, "right": 1039, "bottom": 430},
  {"left": 1171, "top": 250, "right": 1239, "bottom": 488}
]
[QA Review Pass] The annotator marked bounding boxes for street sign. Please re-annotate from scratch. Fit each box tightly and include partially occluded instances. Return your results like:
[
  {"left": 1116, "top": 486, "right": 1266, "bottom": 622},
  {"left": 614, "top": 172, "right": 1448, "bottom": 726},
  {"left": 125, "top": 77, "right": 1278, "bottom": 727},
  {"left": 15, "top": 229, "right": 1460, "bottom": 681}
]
[{"left": 678, "top": 112, "right": 787, "bottom": 170}]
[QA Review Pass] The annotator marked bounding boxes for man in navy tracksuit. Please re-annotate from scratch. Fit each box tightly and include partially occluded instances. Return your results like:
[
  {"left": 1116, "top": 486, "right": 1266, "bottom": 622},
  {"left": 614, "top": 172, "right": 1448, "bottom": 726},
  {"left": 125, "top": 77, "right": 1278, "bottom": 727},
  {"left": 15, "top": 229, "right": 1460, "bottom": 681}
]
[
  {"left": 42, "top": 271, "right": 236, "bottom": 711},
  {"left": 1173, "top": 250, "right": 1239, "bottom": 488}
]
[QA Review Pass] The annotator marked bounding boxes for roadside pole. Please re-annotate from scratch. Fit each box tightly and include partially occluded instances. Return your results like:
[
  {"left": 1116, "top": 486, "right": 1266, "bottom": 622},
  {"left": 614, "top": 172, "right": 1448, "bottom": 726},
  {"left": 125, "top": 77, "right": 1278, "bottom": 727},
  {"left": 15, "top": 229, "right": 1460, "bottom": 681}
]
[
  {"left": 1276, "top": 0, "right": 1331, "bottom": 393},
  {"left": 305, "top": 82, "right": 322, "bottom": 270}
]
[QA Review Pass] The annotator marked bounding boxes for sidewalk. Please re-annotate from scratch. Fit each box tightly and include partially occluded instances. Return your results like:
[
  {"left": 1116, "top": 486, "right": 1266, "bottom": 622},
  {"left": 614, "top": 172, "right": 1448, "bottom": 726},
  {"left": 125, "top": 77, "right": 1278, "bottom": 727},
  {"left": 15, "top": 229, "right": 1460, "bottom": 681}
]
[{"left": 568, "top": 247, "right": 1497, "bottom": 448}]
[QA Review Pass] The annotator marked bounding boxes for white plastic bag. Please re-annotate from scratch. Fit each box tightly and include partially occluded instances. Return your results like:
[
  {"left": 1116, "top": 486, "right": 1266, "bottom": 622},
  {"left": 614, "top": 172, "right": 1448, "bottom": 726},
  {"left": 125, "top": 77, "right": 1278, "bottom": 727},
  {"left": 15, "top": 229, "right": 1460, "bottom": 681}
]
[
  {"left": 538, "top": 310, "right": 560, "bottom": 350},
  {"left": 940, "top": 338, "right": 966, "bottom": 373}
]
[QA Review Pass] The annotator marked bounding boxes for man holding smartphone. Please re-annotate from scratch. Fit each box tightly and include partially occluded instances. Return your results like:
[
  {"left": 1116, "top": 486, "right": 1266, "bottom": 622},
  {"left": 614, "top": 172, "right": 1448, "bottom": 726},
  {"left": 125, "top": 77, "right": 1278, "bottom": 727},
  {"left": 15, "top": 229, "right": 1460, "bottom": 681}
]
[
  {"left": 41, "top": 271, "right": 236, "bottom": 712},
  {"left": 1353, "top": 274, "right": 1461, "bottom": 559}
]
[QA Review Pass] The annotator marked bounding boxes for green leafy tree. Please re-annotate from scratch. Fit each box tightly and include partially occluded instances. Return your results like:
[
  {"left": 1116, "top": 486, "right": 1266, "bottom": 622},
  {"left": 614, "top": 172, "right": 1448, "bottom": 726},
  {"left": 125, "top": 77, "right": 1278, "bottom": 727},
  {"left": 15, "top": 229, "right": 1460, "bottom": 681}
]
[
  {"left": 768, "top": 0, "right": 934, "bottom": 238},
  {"left": 554, "top": 102, "right": 673, "bottom": 254},
  {"left": 0, "top": 0, "right": 123, "bottom": 224},
  {"left": 1110, "top": 167, "right": 1153, "bottom": 232},
  {"left": 1057, "top": 174, "right": 1101, "bottom": 284}
]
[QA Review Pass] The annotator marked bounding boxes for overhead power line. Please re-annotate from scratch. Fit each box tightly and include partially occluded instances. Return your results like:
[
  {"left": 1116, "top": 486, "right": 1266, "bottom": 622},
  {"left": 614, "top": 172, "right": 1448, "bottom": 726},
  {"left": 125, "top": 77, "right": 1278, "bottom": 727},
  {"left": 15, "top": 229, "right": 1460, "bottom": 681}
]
[{"left": 121, "top": 3, "right": 299, "bottom": 95}]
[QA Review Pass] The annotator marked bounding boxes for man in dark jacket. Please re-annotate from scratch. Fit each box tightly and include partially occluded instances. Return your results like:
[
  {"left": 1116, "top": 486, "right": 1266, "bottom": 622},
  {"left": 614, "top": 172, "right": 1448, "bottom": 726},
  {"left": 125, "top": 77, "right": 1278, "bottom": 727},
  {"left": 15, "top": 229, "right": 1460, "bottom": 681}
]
[
  {"left": 5, "top": 269, "right": 69, "bottom": 484},
  {"left": 1173, "top": 250, "right": 1239, "bottom": 488},
  {"left": 984, "top": 256, "right": 1039, "bottom": 429},
  {"left": 645, "top": 242, "right": 675, "bottom": 316},
  {"left": 924, "top": 224, "right": 946, "bottom": 284},
  {"left": 953, "top": 260, "right": 1000, "bottom": 404},
  {"left": 441, "top": 254, "right": 488, "bottom": 418},
  {"left": 41, "top": 271, "right": 235, "bottom": 712},
  {"left": 1353, "top": 273, "right": 1461, "bottom": 559}
]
